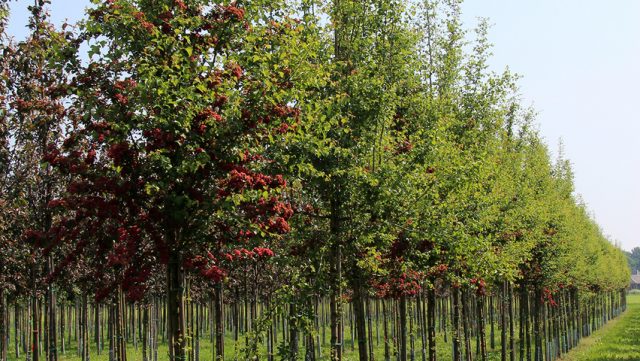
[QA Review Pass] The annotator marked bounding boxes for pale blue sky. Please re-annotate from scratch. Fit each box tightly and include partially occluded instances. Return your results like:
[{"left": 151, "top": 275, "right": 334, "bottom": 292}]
[
  {"left": 461, "top": 1, "right": 640, "bottom": 251},
  {"left": 7, "top": 1, "right": 639, "bottom": 251}
]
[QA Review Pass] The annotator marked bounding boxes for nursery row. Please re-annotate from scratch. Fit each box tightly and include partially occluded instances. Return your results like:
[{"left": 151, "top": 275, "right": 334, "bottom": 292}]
[{"left": 0, "top": 0, "right": 630, "bottom": 361}]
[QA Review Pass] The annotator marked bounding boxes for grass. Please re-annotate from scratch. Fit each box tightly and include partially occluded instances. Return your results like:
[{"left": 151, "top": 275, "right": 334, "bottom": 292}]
[{"left": 559, "top": 293, "right": 640, "bottom": 361}]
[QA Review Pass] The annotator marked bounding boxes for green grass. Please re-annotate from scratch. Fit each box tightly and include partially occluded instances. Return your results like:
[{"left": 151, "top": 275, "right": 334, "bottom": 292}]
[
  {"left": 5, "top": 318, "right": 499, "bottom": 361},
  {"left": 559, "top": 294, "right": 640, "bottom": 361}
]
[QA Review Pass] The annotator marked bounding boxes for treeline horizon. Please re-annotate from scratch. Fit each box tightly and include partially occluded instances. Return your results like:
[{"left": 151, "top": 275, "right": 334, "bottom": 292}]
[{"left": 0, "top": 1, "right": 630, "bottom": 361}]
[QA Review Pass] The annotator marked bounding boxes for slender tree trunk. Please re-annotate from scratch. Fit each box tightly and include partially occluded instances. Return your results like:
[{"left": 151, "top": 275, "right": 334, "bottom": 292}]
[
  {"left": 95, "top": 303, "right": 101, "bottom": 355},
  {"left": 461, "top": 291, "right": 471, "bottom": 361},
  {"left": 81, "top": 294, "right": 89, "bottom": 361},
  {"left": 46, "top": 255, "right": 58, "bottom": 361},
  {"left": 452, "top": 289, "right": 461, "bottom": 361},
  {"left": 116, "top": 288, "right": 127, "bottom": 361},
  {"left": 330, "top": 247, "right": 343, "bottom": 361},
  {"left": 399, "top": 295, "right": 408, "bottom": 361},
  {"left": 27, "top": 297, "right": 32, "bottom": 361},
  {"left": 289, "top": 302, "right": 299, "bottom": 360},
  {"left": 353, "top": 283, "right": 368, "bottom": 361},
  {"left": 167, "top": 250, "right": 187, "bottom": 361},
  {"left": 508, "top": 284, "right": 515, "bottom": 361},
  {"left": 489, "top": 297, "right": 495, "bottom": 350},
  {"left": 214, "top": 283, "right": 224, "bottom": 361},
  {"left": 17, "top": 301, "right": 22, "bottom": 358},
  {"left": 525, "top": 290, "right": 531, "bottom": 361},
  {"left": 382, "top": 299, "right": 390, "bottom": 361},
  {"left": 519, "top": 288, "right": 525, "bottom": 361},
  {"left": 477, "top": 295, "right": 487, "bottom": 361},
  {"left": 427, "top": 289, "right": 436, "bottom": 361},
  {"left": 0, "top": 287, "right": 6, "bottom": 361},
  {"left": 143, "top": 305, "right": 149, "bottom": 361},
  {"left": 108, "top": 304, "right": 114, "bottom": 361},
  {"left": 533, "top": 288, "right": 542, "bottom": 361},
  {"left": 32, "top": 283, "right": 40, "bottom": 361},
  {"left": 500, "top": 282, "right": 507, "bottom": 361},
  {"left": 416, "top": 292, "right": 426, "bottom": 361},
  {"left": 367, "top": 298, "right": 375, "bottom": 361}
]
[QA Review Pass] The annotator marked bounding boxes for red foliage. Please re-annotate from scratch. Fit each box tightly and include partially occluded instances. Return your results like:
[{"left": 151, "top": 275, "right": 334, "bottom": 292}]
[
  {"left": 470, "top": 278, "right": 486, "bottom": 296},
  {"left": 542, "top": 287, "right": 558, "bottom": 307},
  {"left": 222, "top": 6, "right": 245, "bottom": 21},
  {"left": 106, "top": 142, "right": 131, "bottom": 165},
  {"left": 373, "top": 270, "right": 423, "bottom": 298},
  {"left": 174, "top": 0, "right": 187, "bottom": 11}
]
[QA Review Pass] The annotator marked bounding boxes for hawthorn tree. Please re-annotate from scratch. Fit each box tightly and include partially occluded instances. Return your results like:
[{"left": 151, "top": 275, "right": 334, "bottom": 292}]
[
  {"left": 2, "top": 2, "right": 76, "bottom": 360},
  {"left": 45, "top": 0, "right": 310, "bottom": 360}
]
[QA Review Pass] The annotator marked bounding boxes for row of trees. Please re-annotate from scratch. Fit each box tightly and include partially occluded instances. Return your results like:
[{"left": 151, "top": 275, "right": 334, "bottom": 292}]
[{"left": 0, "top": 0, "right": 630, "bottom": 361}]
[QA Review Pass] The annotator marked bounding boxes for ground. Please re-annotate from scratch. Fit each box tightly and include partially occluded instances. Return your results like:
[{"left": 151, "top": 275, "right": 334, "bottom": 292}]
[{"left": 559, "top": 293, "right": 640, "bottom": 361}]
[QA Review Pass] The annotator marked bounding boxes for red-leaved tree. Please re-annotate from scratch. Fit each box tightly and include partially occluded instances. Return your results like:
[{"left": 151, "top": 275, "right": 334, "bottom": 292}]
[{"left": 45, "top": 1, "right": 303, "bottom": 359}]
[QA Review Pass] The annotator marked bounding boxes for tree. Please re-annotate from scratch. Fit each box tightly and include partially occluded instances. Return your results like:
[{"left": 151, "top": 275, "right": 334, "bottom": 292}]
[
  {"left": 627, "top": 247, "right": 640, "bottom": 273},
  {"left": 45, "top": 1, "right": 308, "bottom": 359}
]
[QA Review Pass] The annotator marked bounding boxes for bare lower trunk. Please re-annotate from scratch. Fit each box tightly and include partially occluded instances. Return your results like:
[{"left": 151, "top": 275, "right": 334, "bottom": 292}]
[
  {"left": 143, "top": 305, "right": 149, "bottom": 361},
  {"left": 452, "top": 290, "right": 461, "bottom": 361},
  {"left": 47, "top": 255, "right": 58, "bottom": 361},
  {"left": 427, "top": 289, "right": 436, "bottom": 361},
  {"left": 353, "top": 283, "right": 368, "bottom": 361},
  {"left": 508, "top": 283, "right": 515, "bottom": 361},
  {"left": 0, "top": 287, "right": 6, "bottom": 361},
  {"left": 81, "top": 294, "right": 89, "bottom": 361},
  {"left": 382, "top": 299, "right": 390, "bottom": 361},
  {"left": 329, "top": 246, "right": 343, "bottom": 361},
  {"left": 399, "top": 295, "right": 408, "bottom": 361},
  {"left": 167, "top": 251, "right": 186, "bottom": 361},
  {"left": 116, "top": 288, "right": 127, "bottom": 361},
  {"left": 214, "top": 283, "right": 224, "bottom": 361},
  {"left": 477, "top": 295, "right": 487, "bottom": 361},
  {"left": 32, "top": 286, "right": 40, "bottom": 361}
]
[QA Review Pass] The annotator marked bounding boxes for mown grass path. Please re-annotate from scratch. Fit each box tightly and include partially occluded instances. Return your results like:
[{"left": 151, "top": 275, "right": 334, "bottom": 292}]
[{"left": 560, "top": 293, "right": 640, "bottom": 361}]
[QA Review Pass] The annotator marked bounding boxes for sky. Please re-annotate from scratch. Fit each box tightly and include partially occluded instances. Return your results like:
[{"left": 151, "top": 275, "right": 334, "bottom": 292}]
[
  {"left": 6, "top": 1, "right": 639, "bottom": 251},
  {"left": 460, "top": 1, "right": 640, "bottom": 251}
]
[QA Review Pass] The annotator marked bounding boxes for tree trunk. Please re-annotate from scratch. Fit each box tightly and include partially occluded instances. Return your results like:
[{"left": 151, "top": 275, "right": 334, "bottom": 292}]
[
  {"left": 500, "top": 282, "right": 507, "bottom": 361},
  {"left": 518, "top": 288, "right": 525, "bottom": 361},
  {"left": 289, "top": 303, "right": 299, "bottom": 360},
  {"left": 167, "top": 250, "right": 187, "bottom": 361},
  {"left": 427, "top": 289, "right": 436, "bottom": 361},
  {"left": 477, "top": 295, "right": 487, "bottom": 361},
  {"left": 32, "top": 286, "right": 40, "bottom": 361},
  {"left": 330, "top": 246, "right": 343, "bottom": 361},
  {"left": 417, "top": 293, "right": 426, "bottom": 361},
  {"left": 95, "top": 303, "right": 101, "bottom": 355},
  {"left": 116, "top": 288, "right": 127, "bottom": 361},
  {"left": 461, "top": 291, "right": 471, "bottom": 361},
  {"left": 533, "top": 288, "right": 542, "bottom": 361},
  {"left": 46, "top": 255, "right": 58, "bottom": 361},
  {"left": 508, "top": 284, "right": 515, "bottom": 361},
  {"left": 353, "top": 283, "right": 368, "bottom": 361},
  {"left": 214, "top": 283, "right": 224, "bottom": 361},
  {"left": 81, "top": 294, "right": 89, "bottom": 361},
  {"left": 382, "top": 299, "right": 390, "bottom": 361},
  {"left": 489, "top": 297, "right": 495, "bottom": 350},
  {"left": 452, "top": 290, "right": 461, "bottom": 361},
  {"left": 143, "top": 305, "right": 149, "bottom": 361},
  {"left": 17, "top": 301, "right": 23, "bottom": 358},
  {"left": 399, "top": 295, "right": 408, "bottom": 361},
  {"left": 0, "top": 287, "right": 6, "bottom": 361},
  {"left": 367, "top": 298, "right": 375, "bottom": 361}
]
